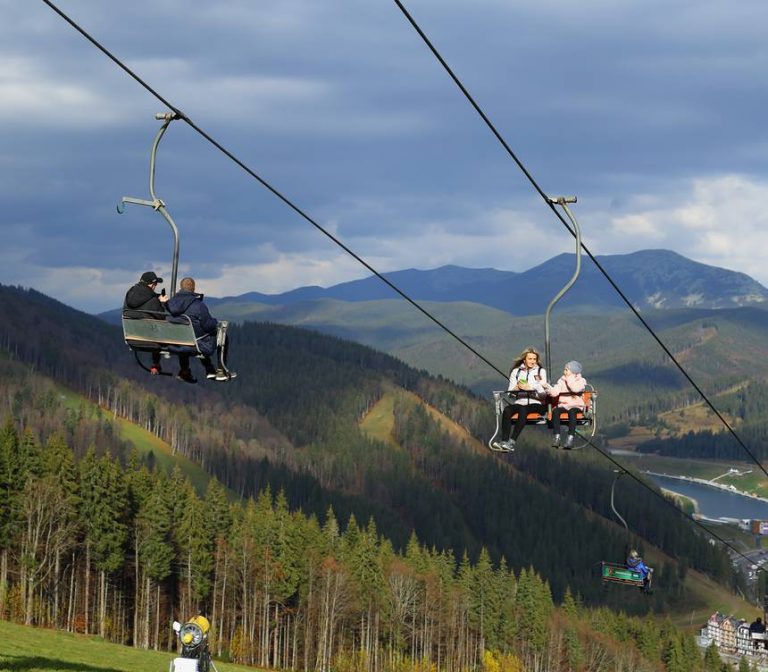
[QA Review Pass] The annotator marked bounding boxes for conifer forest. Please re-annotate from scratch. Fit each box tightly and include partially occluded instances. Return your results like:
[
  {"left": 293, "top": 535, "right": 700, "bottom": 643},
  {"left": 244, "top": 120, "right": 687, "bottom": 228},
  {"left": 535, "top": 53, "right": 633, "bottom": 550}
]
[{"left": 0, "top": 285, "right": 752, "bottom": 672}]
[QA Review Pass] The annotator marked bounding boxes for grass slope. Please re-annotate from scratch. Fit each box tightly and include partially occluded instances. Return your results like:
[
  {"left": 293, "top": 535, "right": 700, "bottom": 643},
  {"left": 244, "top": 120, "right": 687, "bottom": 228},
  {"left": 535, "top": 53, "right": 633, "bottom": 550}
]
[
  {"left": 57, "top": 386, "right": 215, "bottom": 496},
  {"left": 0, "top": 619, "right": 256, "bottom": 672},
  {"left": 359, "top": 387, "right": 487, "bottom": 455}
]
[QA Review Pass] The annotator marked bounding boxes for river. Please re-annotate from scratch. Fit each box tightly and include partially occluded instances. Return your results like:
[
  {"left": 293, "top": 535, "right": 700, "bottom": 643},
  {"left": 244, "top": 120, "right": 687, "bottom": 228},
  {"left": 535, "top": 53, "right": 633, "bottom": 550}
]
[{"left": 647, "top": 474, "right": 768, "bottom": 521}]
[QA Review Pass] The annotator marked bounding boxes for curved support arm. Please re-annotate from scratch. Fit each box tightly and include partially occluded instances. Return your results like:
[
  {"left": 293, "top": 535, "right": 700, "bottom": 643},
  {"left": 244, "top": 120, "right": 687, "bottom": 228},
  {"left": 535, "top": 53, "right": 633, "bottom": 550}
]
[
  {"left": 544, "top": 196, "right": 581, "bottom": 374},
  {"left": 117, "top": 112, "right": 181, "bottom": 297},
  {"left": 148, "top": 116, "right": 173, "bottom": 203},
  {"left": 610, "top": 470, "right": 629, "bottom": 531},
  {"left": 156, "top": 205, "right": 180, "bottom": 297}
]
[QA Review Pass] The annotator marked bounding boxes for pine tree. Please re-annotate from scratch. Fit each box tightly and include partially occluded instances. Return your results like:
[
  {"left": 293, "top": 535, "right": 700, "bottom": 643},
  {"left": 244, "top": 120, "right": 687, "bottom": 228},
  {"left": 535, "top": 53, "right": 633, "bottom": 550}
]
[
  {"left": 514, "top": 568, "right": 553, "bottom": 654},
  {"left": 0, "top": 419, "right": 20, "bottom": 614},
  {"left": 18, "top": 428, "right": 43, "bottom": 483},
  {"left": 471, "top": 548, "right": 499, "bottom": 652},
  {"left": 662, "top": 633, "right": 685, "bottom": 672},
  {"left": 135, "top": 474, "right": 173, "bottom": 649},
  {"left": 561, "top": 586, "right": 580, "bottom": 619},
  {"left": 703, "top": 641, "right": 723, "bottom": 671},
  {"left": 174, "top": 478, "right": 214, "bottom": 612},
  {"left": 41, "top": 433, "right": 79, "bottom": 629},
  {"left": 80, "top": 447, "right": 129, "bottom": 636},
  {"left": 494, "top": 558, "right": 516, "bottom": 650}
]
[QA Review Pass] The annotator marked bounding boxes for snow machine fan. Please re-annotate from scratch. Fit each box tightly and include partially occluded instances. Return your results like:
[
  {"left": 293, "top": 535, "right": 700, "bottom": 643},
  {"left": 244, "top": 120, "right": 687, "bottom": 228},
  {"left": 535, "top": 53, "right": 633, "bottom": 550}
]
[{"left": 171, "top": 615, "right": 214, "bottom": 672}]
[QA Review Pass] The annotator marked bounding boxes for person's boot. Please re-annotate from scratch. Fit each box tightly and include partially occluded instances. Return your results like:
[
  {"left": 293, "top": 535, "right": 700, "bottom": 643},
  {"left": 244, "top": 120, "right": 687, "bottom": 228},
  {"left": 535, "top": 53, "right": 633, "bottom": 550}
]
[{"left": 177, "top": 369, "right": 197, "bottom": 384}]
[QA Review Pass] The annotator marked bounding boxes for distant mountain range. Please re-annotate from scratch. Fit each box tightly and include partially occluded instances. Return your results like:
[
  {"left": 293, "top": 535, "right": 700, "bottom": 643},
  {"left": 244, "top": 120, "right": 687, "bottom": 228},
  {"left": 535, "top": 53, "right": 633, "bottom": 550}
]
[{"left": 209, "top": 249, "right": 768, "bottom": 315}]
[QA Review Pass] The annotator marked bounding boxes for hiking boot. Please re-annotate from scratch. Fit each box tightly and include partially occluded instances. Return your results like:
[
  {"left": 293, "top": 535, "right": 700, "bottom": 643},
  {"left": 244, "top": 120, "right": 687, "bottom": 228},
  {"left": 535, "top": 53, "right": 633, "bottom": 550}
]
[
  {"left": 177, "top": 369, "right": 197, "bottom": 384},
  {"left": 551, "top": 433, "right": 561, "bottom": 448}
]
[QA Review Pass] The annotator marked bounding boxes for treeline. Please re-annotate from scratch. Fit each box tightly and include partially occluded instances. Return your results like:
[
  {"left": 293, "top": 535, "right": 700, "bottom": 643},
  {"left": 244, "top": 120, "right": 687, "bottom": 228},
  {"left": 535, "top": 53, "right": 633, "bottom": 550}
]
[
  {"left": 0, "top": 422, "right": 732, "bottom": 672},
  {"left": 637, "top": 381, "right": 768, "bottom": 460}
]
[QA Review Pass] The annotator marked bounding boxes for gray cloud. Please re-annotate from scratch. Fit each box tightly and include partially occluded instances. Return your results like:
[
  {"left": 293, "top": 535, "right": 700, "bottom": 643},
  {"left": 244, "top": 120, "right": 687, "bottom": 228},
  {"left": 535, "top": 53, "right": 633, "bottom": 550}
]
[{"left": 0, "top": 0, "right": 766, "bottom": 312}]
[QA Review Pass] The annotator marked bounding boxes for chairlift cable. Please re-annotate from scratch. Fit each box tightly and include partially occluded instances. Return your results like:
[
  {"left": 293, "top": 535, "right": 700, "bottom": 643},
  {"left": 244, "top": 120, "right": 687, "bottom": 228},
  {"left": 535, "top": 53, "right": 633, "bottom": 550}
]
[
  {"left": 40, "top": 0, "right": 507, "bottom": 380},
  {"left": 390, "top": 0, "right": 768, "bottom": 481}
]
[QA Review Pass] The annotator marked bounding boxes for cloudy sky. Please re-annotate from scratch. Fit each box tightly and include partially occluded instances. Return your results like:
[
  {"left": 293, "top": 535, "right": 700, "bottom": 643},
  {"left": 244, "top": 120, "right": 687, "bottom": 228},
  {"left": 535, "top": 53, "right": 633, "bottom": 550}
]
[{"left": 1, "top": 0, "right": 767, "bottom": 313}]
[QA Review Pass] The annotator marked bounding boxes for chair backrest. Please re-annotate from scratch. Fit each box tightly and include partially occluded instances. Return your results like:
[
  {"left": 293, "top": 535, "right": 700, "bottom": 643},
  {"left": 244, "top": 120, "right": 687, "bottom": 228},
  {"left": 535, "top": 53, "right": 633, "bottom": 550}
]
[
  {"left": 122, "top": 316, "right": 200, "bottom": 350},
  {"left": 601, "top": 561, "right": 644, "bottom": 584}
]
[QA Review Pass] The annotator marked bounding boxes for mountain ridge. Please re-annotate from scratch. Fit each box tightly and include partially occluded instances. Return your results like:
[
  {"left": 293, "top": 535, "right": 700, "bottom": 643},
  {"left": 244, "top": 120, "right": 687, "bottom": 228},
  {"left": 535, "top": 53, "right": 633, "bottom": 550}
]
[{"left": 208, "top": 249, "right": 768, "bottom": 315}]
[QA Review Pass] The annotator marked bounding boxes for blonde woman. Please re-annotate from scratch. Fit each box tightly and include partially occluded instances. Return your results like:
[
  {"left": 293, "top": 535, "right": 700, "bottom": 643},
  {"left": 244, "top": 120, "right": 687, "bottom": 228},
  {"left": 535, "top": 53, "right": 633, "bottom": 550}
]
[{"left": 492, "top": 347, "right": 548, "bottom": 451}]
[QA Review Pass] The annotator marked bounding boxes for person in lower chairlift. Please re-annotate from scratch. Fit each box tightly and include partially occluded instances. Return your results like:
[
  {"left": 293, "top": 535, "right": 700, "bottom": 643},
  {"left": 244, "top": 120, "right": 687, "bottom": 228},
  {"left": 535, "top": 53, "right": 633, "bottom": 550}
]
[{"left": 626, "top": 549, "right": 652, "bottom": 592}]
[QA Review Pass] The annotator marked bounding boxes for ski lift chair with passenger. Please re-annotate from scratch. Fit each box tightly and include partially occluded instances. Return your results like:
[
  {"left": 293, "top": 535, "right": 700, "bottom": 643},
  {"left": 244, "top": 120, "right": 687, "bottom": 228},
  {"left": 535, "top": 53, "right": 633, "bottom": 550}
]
[
  {"left": 117, "top": 112, "right": 235, "bottom": 382},
  {"left": 488, "top": 197, "right": 597, "bottom": 452},
  {"left": 600, "top": 470, "right": 654, "bottom": 593}
]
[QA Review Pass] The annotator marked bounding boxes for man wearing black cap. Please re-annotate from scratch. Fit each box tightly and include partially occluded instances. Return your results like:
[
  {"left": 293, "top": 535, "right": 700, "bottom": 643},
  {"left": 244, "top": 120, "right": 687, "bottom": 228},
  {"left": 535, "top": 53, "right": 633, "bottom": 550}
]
[{"left": 123, "top": 271, "right": 169, "bottom": 374}]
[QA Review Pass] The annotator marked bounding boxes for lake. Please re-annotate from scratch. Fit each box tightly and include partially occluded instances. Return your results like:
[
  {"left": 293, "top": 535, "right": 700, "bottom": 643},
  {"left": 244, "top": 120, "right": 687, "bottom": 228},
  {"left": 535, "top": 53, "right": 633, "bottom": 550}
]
[{"left": 647, "top": 474, "right": 768, "bottom": 520}]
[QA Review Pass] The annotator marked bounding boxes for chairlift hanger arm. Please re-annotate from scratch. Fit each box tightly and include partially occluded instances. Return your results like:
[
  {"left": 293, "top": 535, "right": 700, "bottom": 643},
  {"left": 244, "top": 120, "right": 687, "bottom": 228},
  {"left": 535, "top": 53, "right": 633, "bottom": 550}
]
[
  {"left": 544, "top": 196, "right": 582, "bottom": 375},
  {"left": 116, "top": 112, "right": 182, "bottom": 296},
  {"left": 610, "top": 470, "right": 629, "bottom": 532}
]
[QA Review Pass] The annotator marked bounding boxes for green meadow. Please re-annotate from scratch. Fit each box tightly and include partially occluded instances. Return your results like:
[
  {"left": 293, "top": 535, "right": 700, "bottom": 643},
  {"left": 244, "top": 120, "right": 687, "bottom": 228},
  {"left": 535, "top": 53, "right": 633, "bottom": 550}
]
[{"left": 0, "top": 620, "right": 258, "bottom": 672}]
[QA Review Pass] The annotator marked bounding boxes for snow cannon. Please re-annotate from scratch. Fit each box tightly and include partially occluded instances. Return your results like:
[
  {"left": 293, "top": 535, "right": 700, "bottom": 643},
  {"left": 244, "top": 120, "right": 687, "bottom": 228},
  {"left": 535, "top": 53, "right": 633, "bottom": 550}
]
[{"left": 170, "top": 615, "right": 213, "bottom": 672}]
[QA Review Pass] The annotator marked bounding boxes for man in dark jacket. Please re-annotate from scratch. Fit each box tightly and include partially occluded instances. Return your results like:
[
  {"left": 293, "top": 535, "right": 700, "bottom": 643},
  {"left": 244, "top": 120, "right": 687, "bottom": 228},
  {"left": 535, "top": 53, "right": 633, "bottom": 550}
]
[
  {"left": 123, "top": 271, "right": 168, "bottom": 374},
  {"left": 167, "top": 277, "right": 219, "bottom": 383}
]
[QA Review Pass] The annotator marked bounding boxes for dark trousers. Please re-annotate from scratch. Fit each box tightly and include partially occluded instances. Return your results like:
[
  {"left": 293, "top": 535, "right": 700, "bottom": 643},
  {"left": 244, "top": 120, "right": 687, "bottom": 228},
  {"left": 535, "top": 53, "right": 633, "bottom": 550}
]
[
  {"left": 551, "top": 407, "right": 579, "bottom": 436},
  {"left": 501, "top": 402, "right": 546, "bottom": 440}
]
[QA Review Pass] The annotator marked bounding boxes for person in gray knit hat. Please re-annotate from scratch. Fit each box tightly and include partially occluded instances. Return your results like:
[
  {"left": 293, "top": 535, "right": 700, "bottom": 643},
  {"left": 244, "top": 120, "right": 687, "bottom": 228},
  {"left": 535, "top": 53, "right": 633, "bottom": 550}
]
[{"left": 545, "top": 360, "right": 587, "bottom": 448}]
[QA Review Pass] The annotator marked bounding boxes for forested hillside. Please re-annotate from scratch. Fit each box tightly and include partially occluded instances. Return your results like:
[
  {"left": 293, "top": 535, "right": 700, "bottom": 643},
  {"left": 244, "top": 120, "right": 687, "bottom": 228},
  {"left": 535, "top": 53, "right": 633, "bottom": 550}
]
[
  {"left": 637, "top": 379, "right": 768, "bottom": 459},
  {"left": 0, "top": 410, "right": 725, "bottom": 672},
  {"left": 0, "top": 284, "right": 749, "bottom": 671},
  {"left": 0, "top": 285, "right": 739, "bottom": 591}
]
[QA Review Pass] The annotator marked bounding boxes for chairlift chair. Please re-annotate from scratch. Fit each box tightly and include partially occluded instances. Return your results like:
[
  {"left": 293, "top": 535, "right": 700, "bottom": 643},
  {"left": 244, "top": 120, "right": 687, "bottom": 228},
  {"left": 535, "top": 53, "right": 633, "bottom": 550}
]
[
  {"left": 117, "top": 112, "right": 235, "bottom": 382},
  {"left": 488, "top": 196, "right": 597, "bottom": 451},
  {"left": 600, "top": 470, "right": 654, "bottom": 592}
]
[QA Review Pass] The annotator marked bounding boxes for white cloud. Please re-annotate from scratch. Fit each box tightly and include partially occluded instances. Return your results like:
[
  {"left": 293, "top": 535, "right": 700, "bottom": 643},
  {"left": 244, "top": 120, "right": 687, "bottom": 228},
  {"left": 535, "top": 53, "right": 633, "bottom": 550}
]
[
  {"left": 0, "top": 56, "right": 122, "bottom": 127},
  {"left": 610, "top": 214, "right": 664, "bottom": 238},
  {"left": 185, "top": 251, "right": 369, "bottom": 302},
  {"left": 599, "top": 175, "right": 768, "bottom": 282}
]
